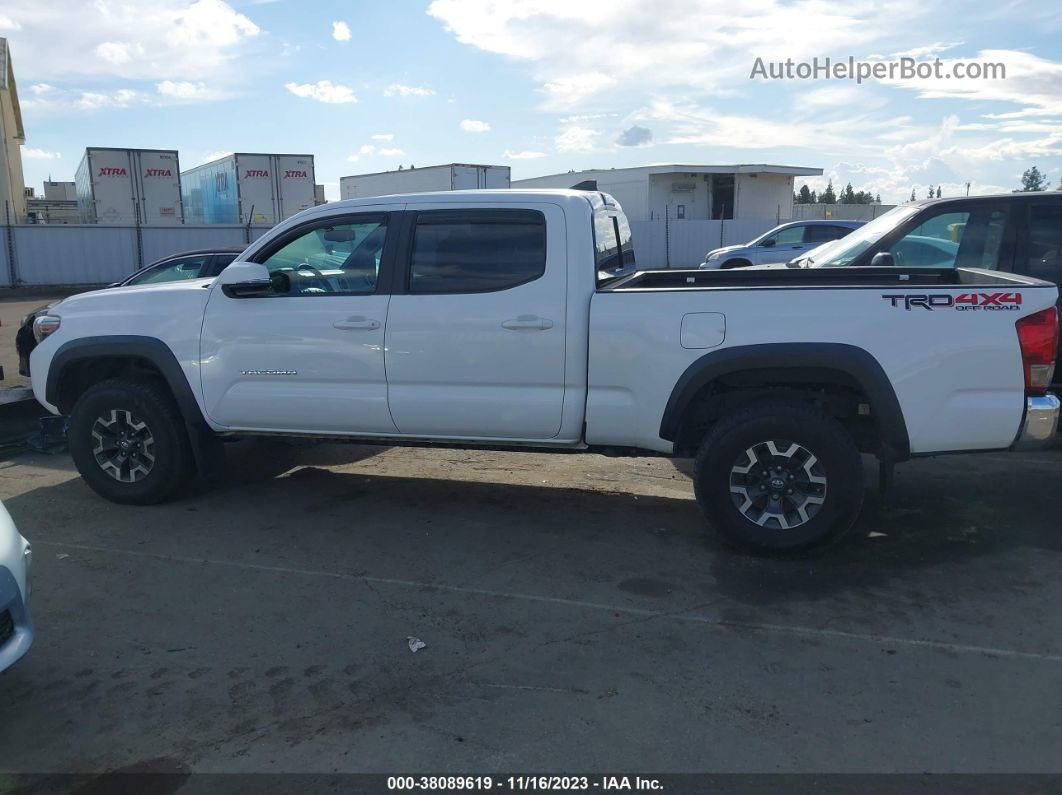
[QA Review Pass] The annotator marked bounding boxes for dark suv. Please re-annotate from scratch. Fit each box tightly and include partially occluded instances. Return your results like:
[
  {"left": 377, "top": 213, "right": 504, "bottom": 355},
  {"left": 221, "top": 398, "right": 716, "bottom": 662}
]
[
  {"left": 15, "top": 247, "right": 245, "bottom": 377},
  {"left": 804, "top": 192, "right": 1062, "bottom": 387}
]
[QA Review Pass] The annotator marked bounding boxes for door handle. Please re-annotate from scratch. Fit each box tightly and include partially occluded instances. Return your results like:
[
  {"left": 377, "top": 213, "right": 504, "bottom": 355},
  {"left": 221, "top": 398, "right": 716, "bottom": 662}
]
[
  {"left": 333, "top": 316, "right": 381, "bottom": 331},
  {"left": 501, "top": 315, "right": 553, "bottom": 331}
]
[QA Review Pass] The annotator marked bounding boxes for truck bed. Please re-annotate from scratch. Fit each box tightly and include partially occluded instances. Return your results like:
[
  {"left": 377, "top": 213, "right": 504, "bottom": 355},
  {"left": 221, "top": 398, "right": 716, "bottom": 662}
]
[{"left": 603, "top": 267, "right": 1043, "bottom": 291}]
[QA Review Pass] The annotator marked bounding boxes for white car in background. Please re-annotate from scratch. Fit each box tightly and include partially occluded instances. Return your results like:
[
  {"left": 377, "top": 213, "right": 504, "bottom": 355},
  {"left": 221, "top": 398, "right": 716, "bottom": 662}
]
[
  {"left": 700, "top": 220, "right": 864, "bottom": 269},
  {"left": 0, "top": 501, "right": 31, "bottom": 672}
]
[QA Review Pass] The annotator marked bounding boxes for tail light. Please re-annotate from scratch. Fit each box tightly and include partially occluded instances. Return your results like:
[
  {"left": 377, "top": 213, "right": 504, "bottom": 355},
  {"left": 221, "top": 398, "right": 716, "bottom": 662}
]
[{"left": 1016, "top": 307, "right": 1058, "bottom": 396}]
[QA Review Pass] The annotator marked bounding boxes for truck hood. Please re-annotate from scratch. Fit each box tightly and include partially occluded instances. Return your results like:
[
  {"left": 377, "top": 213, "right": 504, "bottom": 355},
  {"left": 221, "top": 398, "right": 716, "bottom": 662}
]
[{"left": 53, "top": 277, "right": 216, "bottom": 314}]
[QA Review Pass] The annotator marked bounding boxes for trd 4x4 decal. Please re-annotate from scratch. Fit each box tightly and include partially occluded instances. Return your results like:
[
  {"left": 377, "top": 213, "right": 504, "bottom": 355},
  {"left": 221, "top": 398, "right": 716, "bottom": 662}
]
[{"left": 882, "top": 292, "right": 1023, "bottom": 311}]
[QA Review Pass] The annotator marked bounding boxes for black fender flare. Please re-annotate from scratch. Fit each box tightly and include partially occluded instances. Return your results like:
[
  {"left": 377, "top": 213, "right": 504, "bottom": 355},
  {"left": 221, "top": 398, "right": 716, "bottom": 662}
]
[
  {"left": 45, "top": 335, "right": 222, "bottom": 476},
  {"left": 659, "top": 342, "right": 910, "bottom": 460}
]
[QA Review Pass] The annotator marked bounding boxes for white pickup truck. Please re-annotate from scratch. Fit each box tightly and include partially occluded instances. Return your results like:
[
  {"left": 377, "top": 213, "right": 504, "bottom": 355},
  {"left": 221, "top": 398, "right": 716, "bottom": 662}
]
[{"left": 28, "top": 190, "right": 1060, "bottom": 553}]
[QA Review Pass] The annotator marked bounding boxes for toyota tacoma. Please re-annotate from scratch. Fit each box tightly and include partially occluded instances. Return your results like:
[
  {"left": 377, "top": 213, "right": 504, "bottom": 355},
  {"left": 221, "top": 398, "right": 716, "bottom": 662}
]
[{"left": 28, "top": 190, "right": 1060, "bottom": 553}]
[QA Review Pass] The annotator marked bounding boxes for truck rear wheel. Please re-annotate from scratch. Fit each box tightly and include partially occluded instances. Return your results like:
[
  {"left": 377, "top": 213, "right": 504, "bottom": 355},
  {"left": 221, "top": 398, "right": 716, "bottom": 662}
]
[
  {"left": 693, "top": 400, "right": 864, "bottom": 554},
  {"left": 68, "top": 378, "right": 194, "bottom": 505}
]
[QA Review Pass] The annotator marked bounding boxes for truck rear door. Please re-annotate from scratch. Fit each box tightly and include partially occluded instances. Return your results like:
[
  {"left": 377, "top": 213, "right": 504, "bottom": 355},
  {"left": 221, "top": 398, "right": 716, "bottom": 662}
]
[{"left": 384, "top": 203, "right": 568, "bottom": 439}]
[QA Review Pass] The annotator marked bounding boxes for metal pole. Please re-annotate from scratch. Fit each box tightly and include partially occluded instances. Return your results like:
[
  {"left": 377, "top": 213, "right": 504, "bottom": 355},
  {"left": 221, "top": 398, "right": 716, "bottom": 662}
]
[
  {"left": 134, "top": 202, "right": 144, "bottom": 270},
  {"left": 664, "top": 205, "right": 670, "bottom": 268},
  {"left": 245, "top": 204, "right": 255, "bottom": 245},
  {"left": 4, "top": 201, "right": 17, "bottom": 286}
]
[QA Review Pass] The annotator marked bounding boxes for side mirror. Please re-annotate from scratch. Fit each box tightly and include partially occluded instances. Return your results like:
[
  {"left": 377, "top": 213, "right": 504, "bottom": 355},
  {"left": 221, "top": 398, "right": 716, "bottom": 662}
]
[
  {"left": 218, "top": 261, "right": 273, "bottom": 298},
  {"left": 762, "top": 239, "right": 776, "bottom": 248},
  {"left": 870, "top": 251, "right": 895, "bottom": 267}
]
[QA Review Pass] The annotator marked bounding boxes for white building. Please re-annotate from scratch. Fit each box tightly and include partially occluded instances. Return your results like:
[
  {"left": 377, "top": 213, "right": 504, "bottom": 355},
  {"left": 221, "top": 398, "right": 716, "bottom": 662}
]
[
  {"left": 0, "top": 38, "right": 27, "bottom": 224},
  {"left": 513, "top": 164, "right": 822, "bottom": 223}
]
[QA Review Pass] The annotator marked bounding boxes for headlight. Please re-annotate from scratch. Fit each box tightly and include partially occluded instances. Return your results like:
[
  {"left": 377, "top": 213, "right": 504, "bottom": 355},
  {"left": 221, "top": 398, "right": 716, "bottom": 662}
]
[
  {"left": 706, "top": 252, "right": 722, "bottom": 261},
  {"left": 33, "top": 314, "right": 61, "bottom": 343}
]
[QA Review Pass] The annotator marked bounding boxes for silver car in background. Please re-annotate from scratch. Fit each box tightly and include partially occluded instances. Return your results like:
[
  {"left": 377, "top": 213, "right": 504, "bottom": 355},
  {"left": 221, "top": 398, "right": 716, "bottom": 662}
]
[{"left": 700, "top": 219, "right": 864, "bottom": 269}]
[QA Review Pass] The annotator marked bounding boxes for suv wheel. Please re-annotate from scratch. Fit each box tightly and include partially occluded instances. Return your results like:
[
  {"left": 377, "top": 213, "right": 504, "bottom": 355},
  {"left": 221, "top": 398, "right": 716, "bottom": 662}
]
[
  {"left": 693, "top": 400, "right": 864, "bottom": 554},
  {"left": 68, "top": 378, "right": 194, "bottom": 504}
]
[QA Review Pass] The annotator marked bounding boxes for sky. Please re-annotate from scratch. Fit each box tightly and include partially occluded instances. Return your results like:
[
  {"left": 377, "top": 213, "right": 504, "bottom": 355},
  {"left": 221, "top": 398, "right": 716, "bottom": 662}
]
[{"left": 2, "top": 0, "right": 1061, "bottom": 203}]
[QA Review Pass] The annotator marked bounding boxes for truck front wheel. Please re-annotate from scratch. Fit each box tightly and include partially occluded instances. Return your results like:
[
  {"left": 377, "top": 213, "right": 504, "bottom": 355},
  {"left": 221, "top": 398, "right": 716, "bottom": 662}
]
[
  {"left": 68, "top": 378, "right": 194, "bottom": 505},
  {"left": 693, "top": 400, "right": 864, "bottom": 554}
]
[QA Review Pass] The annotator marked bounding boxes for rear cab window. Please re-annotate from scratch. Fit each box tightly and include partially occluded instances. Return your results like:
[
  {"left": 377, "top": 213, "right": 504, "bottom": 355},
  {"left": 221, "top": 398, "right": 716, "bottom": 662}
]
[{"left": 594, "top": 205, "right": 636, "bottom": 285}]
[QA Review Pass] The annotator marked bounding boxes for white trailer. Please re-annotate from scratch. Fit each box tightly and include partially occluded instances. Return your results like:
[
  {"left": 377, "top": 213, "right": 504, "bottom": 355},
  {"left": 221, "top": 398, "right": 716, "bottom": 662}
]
[
  {"left": 340, "top": 163, "right": 510, "bottom": 200},
  {"left": 74, "top": 148, "right": 183, "bottom": 224},
  {"left": 181, "top": 153, "right": 316, "bottom": 225}
]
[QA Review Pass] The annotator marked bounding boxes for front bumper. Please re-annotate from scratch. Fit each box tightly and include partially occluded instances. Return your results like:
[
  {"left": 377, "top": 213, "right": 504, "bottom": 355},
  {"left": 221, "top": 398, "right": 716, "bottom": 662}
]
[
  {"left": 0, "top": 565, "right": 32, "bottom": 673},
  {"left": 1012, "top": 394, "right": 1060, "bottom": 451}
]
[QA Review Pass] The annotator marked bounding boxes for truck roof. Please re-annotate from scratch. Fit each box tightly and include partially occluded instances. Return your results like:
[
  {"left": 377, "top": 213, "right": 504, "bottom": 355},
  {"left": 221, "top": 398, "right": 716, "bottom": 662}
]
[
  {"left": 313, "top": 188, "right": 609, "bottom": 211},
  {"left": 910, "top": 191, "right": 1062, "bottom": 208}
]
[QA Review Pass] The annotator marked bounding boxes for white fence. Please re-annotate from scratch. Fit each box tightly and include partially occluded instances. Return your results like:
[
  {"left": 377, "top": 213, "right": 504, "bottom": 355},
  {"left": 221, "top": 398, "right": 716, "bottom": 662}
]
[
  {"left": 0, "top": 216, "right": 785, "bottom": 286},
  {"left": 0, "top": 224, "right": 273, "bottom": 287},
  {"left": 790, "top": 203, "right": 897, "bottom": 221}
]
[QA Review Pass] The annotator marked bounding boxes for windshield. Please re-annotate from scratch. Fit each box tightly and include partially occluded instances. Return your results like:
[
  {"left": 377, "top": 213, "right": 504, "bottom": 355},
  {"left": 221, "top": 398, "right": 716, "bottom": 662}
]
[{"left": 807, "top": 206, "right": 920, "bottom": 268}]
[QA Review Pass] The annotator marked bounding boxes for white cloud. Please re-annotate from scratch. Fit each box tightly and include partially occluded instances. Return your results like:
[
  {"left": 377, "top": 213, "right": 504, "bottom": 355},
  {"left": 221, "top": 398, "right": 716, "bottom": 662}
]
[
  {"left": 882, "top": 49, "right": 1062, "bottom": 117},
  {"left": 198, "top": 150, "right": 232, "bottom": 165},
  {"left": 555, "top": 126, "right": 598, "bottom": 152},
  {"left": 384, "top": 83, "right": 435, "bottom": 97},
  {"left": 460, "top": 119, "right": 490, "bottom": 132},
  {"left": 346, "top": 154, "right": 360, "bottom": 162},
  {"left": 0, "top": 15, "right": 22, "bottom": 30},
  {"left": 23, "top": 148, "right": 61, "bottom": 160},
  {"left": 3, "top": 0, "right": 262, "bottom": 80},
  {"left": 76, "top": 89, "right": 145, "bottom": 109},
  {"left": 94, "top": 40, "right": 144, "bottom": 65},
  {"left": 427, "top": 0, "right": 917, "bottom": 108},
  {"left": 359, "top": 144, "right": 376, "bottom": 155},
  {"left": 378, "top": 147, "right": 405, "bottom": 156},
  {"left": 891, "top": 41, "right": 963, "bottom": 59},
  {"left": 332, "top": 20, "right": 351, "bottom": 42},
  {"left": 371, "top": 133, "right": 394, "bottom": 141},
  {"left": 540, "top": 72, "right": 616, "bottom": 110},
  {"left": 284, "top": 80, "right": 358, "bottom": 104},
  {"left": 156, "top": 80, "right": 223, "bottom": 101},
  {"left": 503, "top": 149, "right": 546, "bottom": 159}
]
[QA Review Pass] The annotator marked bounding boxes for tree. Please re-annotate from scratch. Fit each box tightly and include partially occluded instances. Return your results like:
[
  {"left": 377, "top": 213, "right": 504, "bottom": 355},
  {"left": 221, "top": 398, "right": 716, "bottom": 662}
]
[
  {"left": 821, "top": 180, "right": 837, "bottom": 204},
  {"left": 1018, "top": 166, "right": 1047, "bottom": 192},
  {"left": 910, "top": 188, "right": 916, "bottom": 202},
  {"left": 927, "top": 185, "right": 935, "bottom": 199},
  {"left": 936, "top": 186, "right": 942, "bottom": 198},
  {"left": 875, "top": 193, "right": 882, "bottom": 203},
  {"left": 840, "top": 182, "right": 856, "bottom": 203},
  {"left": 809, "top": 189, "right": 817, "bottom": 203},
  {"left": 797, "top": 184, "right": 813, "bottom": 204}
]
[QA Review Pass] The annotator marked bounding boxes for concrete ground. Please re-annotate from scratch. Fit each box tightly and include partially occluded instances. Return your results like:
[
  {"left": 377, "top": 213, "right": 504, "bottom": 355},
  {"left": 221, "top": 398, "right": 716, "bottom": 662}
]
[{"left": 0, "top": 415, "right": 1059, "bottom": 776}]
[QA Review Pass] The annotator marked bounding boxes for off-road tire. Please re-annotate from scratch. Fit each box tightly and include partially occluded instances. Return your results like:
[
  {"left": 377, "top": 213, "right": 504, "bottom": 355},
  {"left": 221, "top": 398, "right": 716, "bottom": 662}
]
[
  {"left": 693, "top": 400, "right": 864, "bottom": 554},
  {"left": 68, "top": 378, "right": 194, "bottom": 505}
]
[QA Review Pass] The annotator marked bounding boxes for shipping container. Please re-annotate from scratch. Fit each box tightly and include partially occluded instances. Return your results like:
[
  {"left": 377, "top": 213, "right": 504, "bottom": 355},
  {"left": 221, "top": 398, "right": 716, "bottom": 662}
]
[
  {"left": 74, "top": 148, "right": 183, "bottom": 224},
  {"left": 181, "top": 153, "right": 316, "bottom": 225},
  {"left": 339, "top": 163, "right": 510, "bottom": 200}
]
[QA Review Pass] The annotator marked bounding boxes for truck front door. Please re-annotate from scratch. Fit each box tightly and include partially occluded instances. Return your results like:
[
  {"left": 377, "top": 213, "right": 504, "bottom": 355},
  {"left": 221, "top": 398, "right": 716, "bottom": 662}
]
[
  {"left": 199, "top": 210, "right": 398, "bottom": 434},
  {"left": 384, "top": 204, "right": 567, "bottom": 439}
]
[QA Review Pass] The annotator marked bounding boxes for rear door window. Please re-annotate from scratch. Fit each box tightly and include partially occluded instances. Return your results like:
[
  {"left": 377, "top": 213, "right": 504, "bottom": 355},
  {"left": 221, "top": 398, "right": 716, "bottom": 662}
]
[
  {"left": 804, "top": 225, "right": 853, "bottom": 244},
  {"left": 409, "top": 209, "right": 546, "bottom": 294}
]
